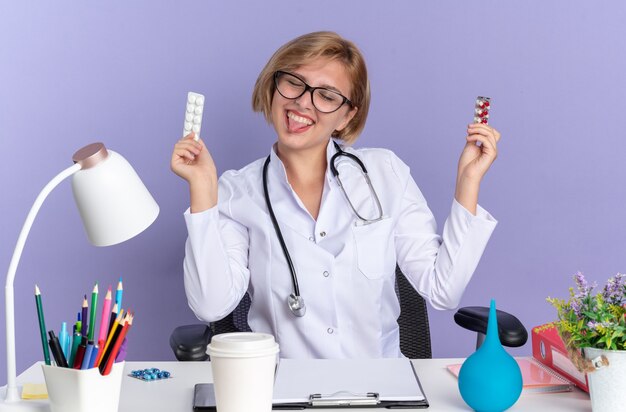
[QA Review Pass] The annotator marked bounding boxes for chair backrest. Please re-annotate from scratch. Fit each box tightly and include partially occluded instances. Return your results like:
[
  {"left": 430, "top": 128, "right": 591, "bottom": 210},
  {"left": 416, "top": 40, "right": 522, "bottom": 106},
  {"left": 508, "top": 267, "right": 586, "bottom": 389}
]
[{"left": 210, "top": 265, "right": 432, "bottom": 359}]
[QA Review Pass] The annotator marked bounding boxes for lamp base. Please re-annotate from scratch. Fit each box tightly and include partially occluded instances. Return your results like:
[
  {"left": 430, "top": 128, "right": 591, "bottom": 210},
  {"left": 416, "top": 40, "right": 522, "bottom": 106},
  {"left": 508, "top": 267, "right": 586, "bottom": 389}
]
[{"left": 0, "top": 387, "right": 49, "bottom": 411}]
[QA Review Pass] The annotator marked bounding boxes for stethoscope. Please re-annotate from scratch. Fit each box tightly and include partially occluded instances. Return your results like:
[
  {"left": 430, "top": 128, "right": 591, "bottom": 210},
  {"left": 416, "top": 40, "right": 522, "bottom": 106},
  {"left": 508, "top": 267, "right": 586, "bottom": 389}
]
[{"left": 262, "top": 141, "right": 384, "bottom": 317}]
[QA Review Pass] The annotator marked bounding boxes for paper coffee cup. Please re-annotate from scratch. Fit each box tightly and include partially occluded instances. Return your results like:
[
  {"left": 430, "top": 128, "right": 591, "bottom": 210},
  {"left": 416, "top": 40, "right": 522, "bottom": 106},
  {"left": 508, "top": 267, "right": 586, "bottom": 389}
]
[{"left": 208, "top": 332, "right": 279, "bottom": 412}]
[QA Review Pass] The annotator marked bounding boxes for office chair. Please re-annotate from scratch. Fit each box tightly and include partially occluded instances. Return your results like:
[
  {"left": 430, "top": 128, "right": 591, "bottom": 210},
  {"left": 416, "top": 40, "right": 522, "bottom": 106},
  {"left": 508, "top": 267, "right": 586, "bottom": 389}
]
[{"left": 170, "top": 266, "right": 527, "bottom": 361}]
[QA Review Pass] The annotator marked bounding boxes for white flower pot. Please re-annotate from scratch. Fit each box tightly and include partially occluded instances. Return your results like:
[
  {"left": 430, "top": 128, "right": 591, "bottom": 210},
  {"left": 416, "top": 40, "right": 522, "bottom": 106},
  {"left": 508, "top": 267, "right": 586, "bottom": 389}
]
[{"left": 584, "top": 348, "right": 626, "bottom": 412}]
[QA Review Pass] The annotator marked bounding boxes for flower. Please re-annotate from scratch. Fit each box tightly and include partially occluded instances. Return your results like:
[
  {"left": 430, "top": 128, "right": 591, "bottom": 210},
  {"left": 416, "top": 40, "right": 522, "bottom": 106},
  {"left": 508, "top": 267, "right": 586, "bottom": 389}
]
[{"left": 547, "top": 272, "right": 626, "bottom": 350}]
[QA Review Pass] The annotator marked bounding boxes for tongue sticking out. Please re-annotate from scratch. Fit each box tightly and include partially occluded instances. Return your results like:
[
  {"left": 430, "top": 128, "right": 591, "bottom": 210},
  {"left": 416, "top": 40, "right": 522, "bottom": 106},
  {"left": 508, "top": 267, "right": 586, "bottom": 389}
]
[{"left": 287, "top": 114, "right": 313, "bottom": 133}]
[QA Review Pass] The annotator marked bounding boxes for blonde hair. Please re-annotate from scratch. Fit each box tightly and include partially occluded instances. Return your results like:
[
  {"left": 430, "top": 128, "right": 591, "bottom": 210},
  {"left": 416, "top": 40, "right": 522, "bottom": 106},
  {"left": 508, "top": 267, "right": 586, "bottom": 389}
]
[{"left": 252, "top": 31, "right": 370, "bottom": 144}]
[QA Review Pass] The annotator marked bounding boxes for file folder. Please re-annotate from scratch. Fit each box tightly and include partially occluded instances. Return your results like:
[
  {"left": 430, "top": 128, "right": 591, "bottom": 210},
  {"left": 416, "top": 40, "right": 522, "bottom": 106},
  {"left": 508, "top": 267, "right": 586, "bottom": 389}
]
[
  {"left": 272, "top": 358, "right": 429, "bottom": 409},
  {"left": 531, "top": 324, "right": 589, "bottom": 392}
]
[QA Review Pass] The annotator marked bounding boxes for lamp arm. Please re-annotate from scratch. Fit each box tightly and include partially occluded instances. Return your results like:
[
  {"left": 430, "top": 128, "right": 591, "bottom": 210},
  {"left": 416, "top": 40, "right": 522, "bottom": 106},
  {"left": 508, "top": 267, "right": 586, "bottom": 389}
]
[{"left": 4, "top": 163, "right": 81, "bottom": 403}]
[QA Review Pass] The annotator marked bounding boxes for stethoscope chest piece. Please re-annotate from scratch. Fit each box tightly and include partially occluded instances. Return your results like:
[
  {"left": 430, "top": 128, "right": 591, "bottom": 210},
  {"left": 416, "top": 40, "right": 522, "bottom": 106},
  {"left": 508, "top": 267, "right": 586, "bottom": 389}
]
[{"left": 288, "top": 294, "right": 306, "bottom": 317}]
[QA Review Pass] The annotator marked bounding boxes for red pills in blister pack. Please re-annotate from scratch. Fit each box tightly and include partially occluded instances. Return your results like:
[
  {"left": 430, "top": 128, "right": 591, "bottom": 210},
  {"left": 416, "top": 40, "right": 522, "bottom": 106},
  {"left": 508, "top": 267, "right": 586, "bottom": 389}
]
[{"left": 474, "top": 96, "right": 491, "bottom": 124}]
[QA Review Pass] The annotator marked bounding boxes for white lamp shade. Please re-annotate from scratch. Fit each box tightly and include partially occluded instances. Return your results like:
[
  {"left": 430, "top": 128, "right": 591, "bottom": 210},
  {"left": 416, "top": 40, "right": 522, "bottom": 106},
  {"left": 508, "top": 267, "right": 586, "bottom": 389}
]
[{"left": 71, "top": 150, "right": 159, "bottom": 246}]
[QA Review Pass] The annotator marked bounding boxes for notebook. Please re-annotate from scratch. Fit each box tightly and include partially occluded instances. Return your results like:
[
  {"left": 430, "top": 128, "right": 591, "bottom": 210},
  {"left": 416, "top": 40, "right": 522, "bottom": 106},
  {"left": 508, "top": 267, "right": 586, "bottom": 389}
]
[{"left": 447, "top": 358, "right": 573, "bottom": 394}]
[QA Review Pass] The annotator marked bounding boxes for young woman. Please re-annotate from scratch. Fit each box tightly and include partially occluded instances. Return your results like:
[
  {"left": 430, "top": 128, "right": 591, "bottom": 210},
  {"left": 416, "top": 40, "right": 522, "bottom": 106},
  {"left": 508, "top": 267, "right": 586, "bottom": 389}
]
[{"left": 171, "top": 31, "right": 500, "bottom": 358}]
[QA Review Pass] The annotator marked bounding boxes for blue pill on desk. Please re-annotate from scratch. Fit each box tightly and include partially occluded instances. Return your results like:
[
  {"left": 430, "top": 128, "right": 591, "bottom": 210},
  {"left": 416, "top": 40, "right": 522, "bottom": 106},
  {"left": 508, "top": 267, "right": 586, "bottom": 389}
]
[{"left": 129, "top": 368, "right": 172, "bottom": 381}]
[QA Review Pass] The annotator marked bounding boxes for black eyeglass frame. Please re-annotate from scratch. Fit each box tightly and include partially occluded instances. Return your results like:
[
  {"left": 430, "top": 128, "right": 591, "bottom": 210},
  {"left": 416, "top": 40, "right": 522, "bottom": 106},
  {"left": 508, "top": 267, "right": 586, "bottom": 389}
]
[{"left": 273, "top": 71, "right": 354, "bottom": 114}]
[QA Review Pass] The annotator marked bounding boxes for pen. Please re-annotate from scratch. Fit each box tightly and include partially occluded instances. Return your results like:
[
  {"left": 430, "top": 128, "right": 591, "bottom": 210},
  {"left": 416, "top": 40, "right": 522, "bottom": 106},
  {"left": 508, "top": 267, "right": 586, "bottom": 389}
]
[
  {"left": 35, "top": 285, "right": 51, "bottom": 366},
  {"left": 81, "top": 295, "right": 88, "bottom": 337},
  {"left": 88, "top": 344, "right": 99, "bottom": 369},
  {"left": 98, "top": 287, "right": 112, "bottom": 345},
  {"left": 64, "top": 324, "right": 72, "bottom": 360},
  {"left": 73, "top": 337, "right": 87, "bottom": 369},
  {"left": 68, "top": 332, "right": 81, "bottom": 367},
  {"left": 88, "top": 284, "right": 98, "bottom": 341},
  {"left": 81, "top": 341, "right": 94, "bottom": 370},
  {"left": 59, "top": 322, "right": 69, "bottom": 360},
  {"left": 115, "top": 277, "right": 123, "bottom": 311},
  {"left": 75, "top": 311, "right": 81, "bottom": 336},
  {"left": 48, "top": 330, "right": 68, "bottom": 368}
]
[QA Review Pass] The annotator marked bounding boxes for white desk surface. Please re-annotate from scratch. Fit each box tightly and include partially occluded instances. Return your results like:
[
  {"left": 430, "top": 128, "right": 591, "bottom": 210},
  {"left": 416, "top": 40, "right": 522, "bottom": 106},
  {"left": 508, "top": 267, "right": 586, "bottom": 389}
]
[{"left": 2, "top": 357, "right": 591, "bottom": 411}]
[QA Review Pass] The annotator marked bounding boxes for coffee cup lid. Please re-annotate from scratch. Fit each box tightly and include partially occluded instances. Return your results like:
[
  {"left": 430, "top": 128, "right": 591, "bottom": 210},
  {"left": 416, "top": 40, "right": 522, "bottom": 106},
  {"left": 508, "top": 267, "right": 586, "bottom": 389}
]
[{"left": 208, "top": 332, "right": 279, "bottom": 358}]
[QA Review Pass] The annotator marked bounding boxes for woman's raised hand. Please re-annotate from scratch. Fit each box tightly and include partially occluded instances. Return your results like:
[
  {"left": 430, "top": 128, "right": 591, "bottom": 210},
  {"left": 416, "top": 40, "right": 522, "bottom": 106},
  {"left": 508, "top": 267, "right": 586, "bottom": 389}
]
[
  {"left": 457, "top": 123, "right": 500, "bottom": 184},
  {"left": 454, "top": 124, "right": 501, "bottom": 215},
  {"left": 170, "top": 132, "right": 218, "bottom": 212}
]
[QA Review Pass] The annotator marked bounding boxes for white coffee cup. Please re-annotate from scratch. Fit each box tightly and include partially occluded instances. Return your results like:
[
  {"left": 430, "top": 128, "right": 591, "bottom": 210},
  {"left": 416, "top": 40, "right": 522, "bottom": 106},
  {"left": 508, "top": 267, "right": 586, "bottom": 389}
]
[{"left": 207, "top": 332, "right": 279, "bottom": 412}]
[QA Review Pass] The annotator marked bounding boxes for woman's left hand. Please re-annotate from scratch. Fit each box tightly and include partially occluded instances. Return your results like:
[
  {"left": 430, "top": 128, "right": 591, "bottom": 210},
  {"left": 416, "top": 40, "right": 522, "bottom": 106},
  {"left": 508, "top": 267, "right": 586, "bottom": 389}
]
[
  {"left": 457, "top": 123, "right": 501, "bottom": 183},
  {"left": 454, "top": 123, "right": 501, "bottom": 215}
]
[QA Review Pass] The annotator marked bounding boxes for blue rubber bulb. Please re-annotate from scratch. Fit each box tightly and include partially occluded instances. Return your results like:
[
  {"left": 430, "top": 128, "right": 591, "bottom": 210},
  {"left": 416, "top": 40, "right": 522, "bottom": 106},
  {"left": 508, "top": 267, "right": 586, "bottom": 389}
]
[{"left": 458, "top": 299, "right": 522, "bottom": 412}]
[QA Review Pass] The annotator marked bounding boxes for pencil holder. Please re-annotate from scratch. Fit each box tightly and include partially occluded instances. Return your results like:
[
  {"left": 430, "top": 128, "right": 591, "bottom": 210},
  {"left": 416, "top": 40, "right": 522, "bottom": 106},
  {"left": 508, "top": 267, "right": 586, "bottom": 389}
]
[{"left": 41, "top": 361, "right": 125, "bottom": 412}]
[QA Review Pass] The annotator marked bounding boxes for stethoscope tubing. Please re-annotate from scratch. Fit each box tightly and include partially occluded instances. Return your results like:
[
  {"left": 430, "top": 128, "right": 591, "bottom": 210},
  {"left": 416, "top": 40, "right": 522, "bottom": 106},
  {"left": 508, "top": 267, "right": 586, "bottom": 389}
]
[
  {"left": 262, "top": 156, "right": 301, "bottom": 297},
  {"left": 263, "top": 141, "right": 383, "bottom": 317}
]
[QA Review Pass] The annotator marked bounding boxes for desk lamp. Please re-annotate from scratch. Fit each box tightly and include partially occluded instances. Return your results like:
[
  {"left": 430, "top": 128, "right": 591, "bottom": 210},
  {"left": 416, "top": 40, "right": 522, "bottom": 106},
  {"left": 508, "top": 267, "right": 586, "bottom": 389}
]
[{"left": 1, "top": 142, "right": 159, "bottom": 410}]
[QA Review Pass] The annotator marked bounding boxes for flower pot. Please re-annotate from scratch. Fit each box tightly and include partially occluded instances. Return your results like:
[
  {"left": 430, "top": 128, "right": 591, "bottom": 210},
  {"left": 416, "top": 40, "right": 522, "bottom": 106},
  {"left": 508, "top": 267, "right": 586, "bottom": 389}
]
[{"left": 583, "top": 348, "right": 626, "bottom": 412}]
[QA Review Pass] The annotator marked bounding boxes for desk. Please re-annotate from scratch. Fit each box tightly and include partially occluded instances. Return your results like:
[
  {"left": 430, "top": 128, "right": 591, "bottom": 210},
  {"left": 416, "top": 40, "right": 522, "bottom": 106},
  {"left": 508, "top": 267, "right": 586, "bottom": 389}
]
[{"left": 2, "top": 358, "right": 591, "bottom": 411}]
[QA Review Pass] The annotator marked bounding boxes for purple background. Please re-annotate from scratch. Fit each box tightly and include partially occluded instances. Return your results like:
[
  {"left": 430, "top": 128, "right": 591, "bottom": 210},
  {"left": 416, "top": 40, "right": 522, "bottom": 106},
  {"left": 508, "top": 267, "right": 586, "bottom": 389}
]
[{"left": 2, "top": 1, "right": 626, "bottom": 385}]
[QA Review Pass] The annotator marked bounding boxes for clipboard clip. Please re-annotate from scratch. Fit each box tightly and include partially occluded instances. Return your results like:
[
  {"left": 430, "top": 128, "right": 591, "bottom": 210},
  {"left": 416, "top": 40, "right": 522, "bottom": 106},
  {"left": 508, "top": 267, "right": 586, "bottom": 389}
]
[{"left": 309, "top": 391, "right": 380, "bottom": 407}]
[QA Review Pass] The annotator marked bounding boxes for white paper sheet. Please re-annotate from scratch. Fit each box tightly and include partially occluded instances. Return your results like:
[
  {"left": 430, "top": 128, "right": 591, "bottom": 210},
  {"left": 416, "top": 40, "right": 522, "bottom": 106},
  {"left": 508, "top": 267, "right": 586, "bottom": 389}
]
[{"left": 272, "top": 358, "right": 425, "bottom": 404}]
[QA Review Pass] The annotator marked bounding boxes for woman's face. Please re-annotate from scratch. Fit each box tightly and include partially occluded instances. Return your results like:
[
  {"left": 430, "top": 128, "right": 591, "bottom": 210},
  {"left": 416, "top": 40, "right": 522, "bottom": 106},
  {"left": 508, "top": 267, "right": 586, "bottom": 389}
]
[{"left": 271, "top": 58, "right": 357, "bottom": 155}]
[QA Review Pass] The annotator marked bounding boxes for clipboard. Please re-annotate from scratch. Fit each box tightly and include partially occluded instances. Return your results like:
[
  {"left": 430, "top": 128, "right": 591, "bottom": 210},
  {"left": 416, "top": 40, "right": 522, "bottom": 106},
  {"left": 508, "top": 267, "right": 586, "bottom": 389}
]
[{"left": 272, "top": 358, "right": 429, "bottom": 409}]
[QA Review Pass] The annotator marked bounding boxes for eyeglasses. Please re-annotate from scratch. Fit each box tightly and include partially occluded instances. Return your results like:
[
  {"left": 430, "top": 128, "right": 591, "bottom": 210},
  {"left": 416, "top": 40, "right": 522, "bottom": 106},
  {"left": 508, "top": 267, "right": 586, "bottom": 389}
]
[{"left": 274, "top": 71, "right": 353, "bottom": 114}]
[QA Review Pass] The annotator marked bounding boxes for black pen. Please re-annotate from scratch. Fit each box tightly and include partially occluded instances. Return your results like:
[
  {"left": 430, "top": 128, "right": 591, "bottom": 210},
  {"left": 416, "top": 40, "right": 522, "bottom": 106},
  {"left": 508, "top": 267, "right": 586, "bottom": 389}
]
[{"left": 48, "top": 330, "right": 68, "bottom": 368}]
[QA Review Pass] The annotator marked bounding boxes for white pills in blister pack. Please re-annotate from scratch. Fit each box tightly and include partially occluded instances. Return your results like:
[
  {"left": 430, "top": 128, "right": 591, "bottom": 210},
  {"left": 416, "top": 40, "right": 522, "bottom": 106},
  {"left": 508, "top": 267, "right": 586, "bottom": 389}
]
[{"left": 183, "top": 92, "right": 205, "bottom": 141}]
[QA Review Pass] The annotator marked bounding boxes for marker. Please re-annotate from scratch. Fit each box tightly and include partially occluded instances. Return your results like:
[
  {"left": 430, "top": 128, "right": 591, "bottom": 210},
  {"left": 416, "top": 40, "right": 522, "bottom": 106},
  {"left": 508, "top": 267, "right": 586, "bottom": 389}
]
[
  {"left": 48, "top": 330, "right": 68, "bottom": 368},
  {"left": 88, "top": 284, "right": 98, "bottom": 341},
  {"left": 35, "top": 286, "right": 51, "bottom": 366}
]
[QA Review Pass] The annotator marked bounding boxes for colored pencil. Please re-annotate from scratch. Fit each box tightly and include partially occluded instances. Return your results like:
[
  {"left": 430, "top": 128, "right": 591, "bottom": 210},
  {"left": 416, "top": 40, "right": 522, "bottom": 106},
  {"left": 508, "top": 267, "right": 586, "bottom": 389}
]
[
  {"left": 87, "top": 284, "right": 98, "bottom": 341},
  {"left": 98, "top": 287, "right": 112, "bottom": 343},
  {"left": 97, "top": 309, "right": 124, "bottom": 367},
  {"left": 107, "top": 303, "right": 119, "bottom": 337},
  {"left": 98, "top": 313, "right": 126, "bottom": 374},
  {"left": 115, "top": 277, "right": 123, "bottom": 311},
  {"left": 102, "top": 313, "right": 133, "bottom": 376},
  {"left": 34, "top": 286, "right": 51, "bottom": 365}
]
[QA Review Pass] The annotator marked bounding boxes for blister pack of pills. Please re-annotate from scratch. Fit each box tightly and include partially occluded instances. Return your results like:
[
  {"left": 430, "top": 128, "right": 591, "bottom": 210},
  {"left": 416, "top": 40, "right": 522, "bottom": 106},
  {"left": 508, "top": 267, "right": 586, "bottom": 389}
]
[
  {"left": 183, "top": 92, "right": 205, "bottom": 141},
  {"left": 129, "top": 368, "right": 172, "bottom": 382},
  {"left": 474, "top": 96, "right": 491, "bottom": 124}
]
